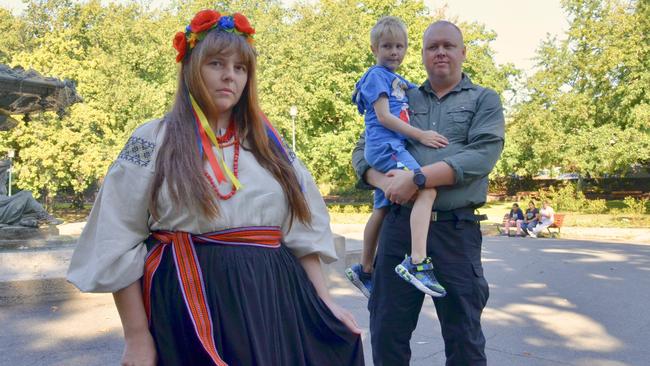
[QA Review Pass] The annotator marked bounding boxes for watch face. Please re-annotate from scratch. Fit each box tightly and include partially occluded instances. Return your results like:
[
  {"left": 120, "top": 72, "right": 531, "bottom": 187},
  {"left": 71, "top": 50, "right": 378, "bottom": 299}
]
[{"left": 414, "top": 173, "right": 425, "bottom": 187}]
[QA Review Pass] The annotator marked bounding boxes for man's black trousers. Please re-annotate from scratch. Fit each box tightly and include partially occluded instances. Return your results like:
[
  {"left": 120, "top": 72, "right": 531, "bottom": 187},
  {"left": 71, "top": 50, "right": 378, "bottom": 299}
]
[{"left": 369, "top": 205, "right": 490, "bottom": 366}]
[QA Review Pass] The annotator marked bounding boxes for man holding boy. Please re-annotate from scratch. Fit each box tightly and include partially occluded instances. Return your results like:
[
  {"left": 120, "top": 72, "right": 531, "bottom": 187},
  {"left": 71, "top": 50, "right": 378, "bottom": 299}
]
[{"left": 352, "top": 20, "right": 505, "bottom": 365}]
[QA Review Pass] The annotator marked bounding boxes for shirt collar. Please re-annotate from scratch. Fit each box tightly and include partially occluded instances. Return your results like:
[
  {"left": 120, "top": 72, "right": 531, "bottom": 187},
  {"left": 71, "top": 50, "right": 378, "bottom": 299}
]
[{"left": 420, "top": 73, "right": 475, "bottom": 95}]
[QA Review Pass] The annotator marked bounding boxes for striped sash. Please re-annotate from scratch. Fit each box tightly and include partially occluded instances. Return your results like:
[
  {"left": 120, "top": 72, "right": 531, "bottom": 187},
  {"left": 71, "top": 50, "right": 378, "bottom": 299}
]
[{"left": 142, "top": 226, "right": 283, "bottom": 366}]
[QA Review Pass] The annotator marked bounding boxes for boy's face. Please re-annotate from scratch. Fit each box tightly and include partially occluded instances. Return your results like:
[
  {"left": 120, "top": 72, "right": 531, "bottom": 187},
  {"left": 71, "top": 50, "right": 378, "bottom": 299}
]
[{"left": 372, "top": 34, "right": 407, "bottom": 72}]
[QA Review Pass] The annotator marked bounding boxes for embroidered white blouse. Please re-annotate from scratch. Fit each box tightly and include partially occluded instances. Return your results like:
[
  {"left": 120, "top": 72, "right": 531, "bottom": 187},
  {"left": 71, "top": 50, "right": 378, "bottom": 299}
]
[{"left": 67, "top": 119, "right": 336, "bottom": 292}]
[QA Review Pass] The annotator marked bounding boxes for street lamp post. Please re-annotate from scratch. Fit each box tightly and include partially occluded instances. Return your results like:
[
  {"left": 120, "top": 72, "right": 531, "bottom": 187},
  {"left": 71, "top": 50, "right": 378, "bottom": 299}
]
[
  {"left": 7, "top": 149, "right": 14, "bottom": 196},
  {"left": 289, "top": 105, "right": 298, "bottom": 152}
]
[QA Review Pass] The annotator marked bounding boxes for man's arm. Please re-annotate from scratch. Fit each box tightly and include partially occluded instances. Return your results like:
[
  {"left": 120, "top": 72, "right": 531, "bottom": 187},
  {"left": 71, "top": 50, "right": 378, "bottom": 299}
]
[
  {"left": 441, "top": 89, "right": 505, "bottom": 185},
  {"left": 351, "top": 133, "right": 451, "bottom": 203},
  {"left": 378, "top": 88, "right": 505, "bottom": 203},
  {"left": 382, "top": 162, "right": 455, "bottom": 204},
  {"left": 351, "top": 133, "right": 376, "bottom": 190}
]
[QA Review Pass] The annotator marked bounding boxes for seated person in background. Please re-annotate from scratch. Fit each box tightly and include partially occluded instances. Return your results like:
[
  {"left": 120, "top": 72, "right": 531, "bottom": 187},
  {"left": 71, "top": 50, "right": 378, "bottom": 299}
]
[
  {"left": 503, "top": 203, "right": 524, "bottom": 236},
  {"left": 521, "top": 200, "right": 539, "bottom": 235},
  {"left": 529, "top": 200, "right": 555, "bottom": 238}
]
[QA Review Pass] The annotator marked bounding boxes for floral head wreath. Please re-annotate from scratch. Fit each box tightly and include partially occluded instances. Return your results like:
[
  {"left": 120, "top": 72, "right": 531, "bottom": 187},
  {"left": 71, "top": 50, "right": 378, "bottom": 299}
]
[{"left": 173, "top": 10, "right": 255, "bottom": 63}]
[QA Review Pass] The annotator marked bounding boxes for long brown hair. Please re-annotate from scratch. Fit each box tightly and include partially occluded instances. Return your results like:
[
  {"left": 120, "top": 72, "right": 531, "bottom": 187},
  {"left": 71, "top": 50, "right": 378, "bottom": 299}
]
[{"left": 150, "top": 30, "right": 311, "bottom": 226}]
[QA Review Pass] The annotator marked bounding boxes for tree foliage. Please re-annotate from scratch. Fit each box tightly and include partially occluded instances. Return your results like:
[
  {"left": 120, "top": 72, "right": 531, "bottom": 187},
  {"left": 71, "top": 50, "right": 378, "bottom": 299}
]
[
  {"left": 500, "top": 0, "right": 649, "bottom": 178},
  {"left": 0, "top": 0, "right": 513, "bottom": 200}
]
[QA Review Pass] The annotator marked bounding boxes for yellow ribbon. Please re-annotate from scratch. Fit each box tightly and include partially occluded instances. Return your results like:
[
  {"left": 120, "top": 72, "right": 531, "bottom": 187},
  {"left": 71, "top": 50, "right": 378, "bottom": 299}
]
[{"left": 190, "top": 94, "right": 243, "bottom": 190}]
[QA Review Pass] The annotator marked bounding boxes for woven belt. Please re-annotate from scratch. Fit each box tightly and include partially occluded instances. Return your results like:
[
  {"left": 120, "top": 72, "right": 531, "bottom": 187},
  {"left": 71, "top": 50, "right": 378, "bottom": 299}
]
[{"left": 143, "top": 226, "right": 283, "bottom": 366}]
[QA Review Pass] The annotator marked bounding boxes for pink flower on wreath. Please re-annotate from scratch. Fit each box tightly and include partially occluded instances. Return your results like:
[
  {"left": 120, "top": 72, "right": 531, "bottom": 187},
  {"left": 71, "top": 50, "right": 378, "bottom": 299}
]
[
  {"left": 190, "top": 10, "right": 221, "bottom": 33},
  {"left": 173, "top": 31, "right": 187, "bottom": 63}
]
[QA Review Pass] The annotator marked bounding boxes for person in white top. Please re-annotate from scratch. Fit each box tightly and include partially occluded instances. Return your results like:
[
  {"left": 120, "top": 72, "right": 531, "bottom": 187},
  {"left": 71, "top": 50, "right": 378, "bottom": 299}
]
[
  {"left": 67, "top": 9, "right": 364, "bottom": 366},
  {"left": 529, "top": 200, "right": 555, "bottom": 238}
]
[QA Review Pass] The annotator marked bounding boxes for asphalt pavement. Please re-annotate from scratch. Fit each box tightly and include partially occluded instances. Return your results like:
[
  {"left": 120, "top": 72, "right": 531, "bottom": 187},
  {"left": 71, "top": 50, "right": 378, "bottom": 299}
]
[{"left": 1, "top": 234, "right": 649, "bottom": 366}]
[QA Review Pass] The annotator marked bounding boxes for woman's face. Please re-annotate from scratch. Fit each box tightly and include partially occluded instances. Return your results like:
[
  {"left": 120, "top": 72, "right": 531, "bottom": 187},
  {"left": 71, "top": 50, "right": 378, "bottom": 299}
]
[
  {"left": 200, "top": 51, "right": 248, "bottom": 116},
  {"left": 529, "top": 202, "right": 535, "bottom": 209}
]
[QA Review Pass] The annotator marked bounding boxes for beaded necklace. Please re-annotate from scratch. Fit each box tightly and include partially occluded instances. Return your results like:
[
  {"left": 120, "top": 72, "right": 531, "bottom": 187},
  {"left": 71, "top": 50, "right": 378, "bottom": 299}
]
[
  {"left": 203, "top": 120, "right": 238, "bottom": 200},
  {"left": 204, "top": 131, "right": 240, "bottom": 200}
]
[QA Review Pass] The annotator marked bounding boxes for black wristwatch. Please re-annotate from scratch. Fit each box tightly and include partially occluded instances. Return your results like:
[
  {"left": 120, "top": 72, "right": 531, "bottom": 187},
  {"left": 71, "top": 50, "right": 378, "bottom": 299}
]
[{"left": 413, "top": 168, "right": 426, "bottom": 190}]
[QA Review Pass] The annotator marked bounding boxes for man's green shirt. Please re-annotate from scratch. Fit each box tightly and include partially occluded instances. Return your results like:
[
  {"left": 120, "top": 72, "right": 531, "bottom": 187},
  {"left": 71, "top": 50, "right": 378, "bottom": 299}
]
[{"left": 352, "top": 74, "right": 505, "bottom": 211}]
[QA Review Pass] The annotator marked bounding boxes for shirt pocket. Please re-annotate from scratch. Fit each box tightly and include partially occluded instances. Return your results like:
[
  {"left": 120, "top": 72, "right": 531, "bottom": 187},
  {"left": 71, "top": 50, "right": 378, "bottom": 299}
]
[
  {"left": 445, "top": 105, "right": 475, "bottom": 140},
  {"left": 408, "top": 106, "right": 429, "bottom": 129}
]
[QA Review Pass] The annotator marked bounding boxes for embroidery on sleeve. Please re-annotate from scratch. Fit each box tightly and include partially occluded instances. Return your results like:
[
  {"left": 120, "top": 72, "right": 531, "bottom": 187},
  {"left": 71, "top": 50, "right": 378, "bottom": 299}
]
[{"left": 118, "top": 136, "right": 155, "bottom": 167}]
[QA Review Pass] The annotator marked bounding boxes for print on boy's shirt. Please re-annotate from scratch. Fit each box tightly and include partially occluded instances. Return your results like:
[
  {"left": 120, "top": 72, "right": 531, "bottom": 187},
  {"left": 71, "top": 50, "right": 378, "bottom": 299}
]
[
  {"left": 390, "top": 77, "right": 410, "bottom": 123},
  {"left": 390, "top": 77, "right": 409, "bottom": 100}
]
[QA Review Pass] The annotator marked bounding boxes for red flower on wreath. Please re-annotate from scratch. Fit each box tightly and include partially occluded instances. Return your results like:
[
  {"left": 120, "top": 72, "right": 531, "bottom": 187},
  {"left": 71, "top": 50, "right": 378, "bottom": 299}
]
[
  {"left": 173, "top": 31, "right": 188, "bottom": 62},
  {"left": 190, "top": 10, "right": 221, "bottom": 33},
  {"left": 233, "top": 13, "right": 255, "bottom": 35}
]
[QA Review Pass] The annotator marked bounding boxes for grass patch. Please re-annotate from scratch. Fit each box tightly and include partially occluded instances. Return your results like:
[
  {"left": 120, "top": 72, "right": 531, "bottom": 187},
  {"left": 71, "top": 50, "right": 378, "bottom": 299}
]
[
  {"left": 329, "top": 212, "right": 371, "bottom": 224},
  {"left": 52, "top": 203, "right": 92, "bottom": 223},
  {"left": 50, "top": 199, "right": 649, "bottom": 229},
  {"left": 563, "top": 214, "right": 650, "bottom": 228},
  {"left": 329, "top": 200, "right": 650, "bottom": 228}
]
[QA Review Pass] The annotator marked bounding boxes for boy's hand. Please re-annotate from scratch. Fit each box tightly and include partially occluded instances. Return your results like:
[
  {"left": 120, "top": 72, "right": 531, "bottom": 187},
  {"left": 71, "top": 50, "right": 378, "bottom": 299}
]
[{"left": 417, "top": 130, "right": 448, "bottom": 148}]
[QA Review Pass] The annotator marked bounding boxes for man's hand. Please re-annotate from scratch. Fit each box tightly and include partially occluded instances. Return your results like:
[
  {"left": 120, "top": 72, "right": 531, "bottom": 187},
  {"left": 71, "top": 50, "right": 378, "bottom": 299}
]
[
  {"left": 384, "top": 169, "right": 418, "bottom": 204},
  {"left": 365, "top": 168, "right": 390, "bottom": 192},
  {"left": 417, "top": 130, "right": 449, "bottom": 148}
]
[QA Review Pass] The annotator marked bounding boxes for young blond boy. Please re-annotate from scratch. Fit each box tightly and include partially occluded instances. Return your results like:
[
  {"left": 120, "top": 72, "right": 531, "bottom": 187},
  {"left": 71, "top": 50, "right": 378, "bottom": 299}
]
[{"left": 346, "top": 16, "right": 448, "bottom": 298}]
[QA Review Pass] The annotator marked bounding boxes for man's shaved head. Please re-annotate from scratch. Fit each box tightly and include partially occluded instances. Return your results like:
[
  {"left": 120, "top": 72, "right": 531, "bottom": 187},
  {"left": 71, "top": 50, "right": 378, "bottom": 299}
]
[
  {"left": 421, "top": 20, "right": 466, "bottom": 91},
  {"left": 424, "top": 20, "right": 464, "bottom": 45}
]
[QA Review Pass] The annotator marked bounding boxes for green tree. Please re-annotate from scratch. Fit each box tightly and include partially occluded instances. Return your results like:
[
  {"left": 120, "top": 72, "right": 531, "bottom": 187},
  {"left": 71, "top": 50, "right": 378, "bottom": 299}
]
[
  {"left": 0, "top": 8, "right": 26, "bottom": 64},
  {"left": 253, "top": 0, "right": 515, "bottom": 191},
  {"left": 501, "top": 0, "right": 650, "bottom": 178},
  {"left": 1, "top": 0, "right": 175, "bottom": 204},
  {"left": 0, "top": 0, "right": 514, "bottom": 202}
]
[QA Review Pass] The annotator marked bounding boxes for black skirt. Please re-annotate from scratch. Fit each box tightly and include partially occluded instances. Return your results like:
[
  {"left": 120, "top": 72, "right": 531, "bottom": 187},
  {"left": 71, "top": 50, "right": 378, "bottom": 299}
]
[{"left": 147, "top": 242, "right": 365, "bottom": 366}]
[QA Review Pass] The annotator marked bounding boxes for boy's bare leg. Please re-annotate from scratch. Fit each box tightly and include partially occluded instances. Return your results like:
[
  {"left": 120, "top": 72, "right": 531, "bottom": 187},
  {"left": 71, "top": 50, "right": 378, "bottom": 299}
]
[
  {"left": 410, "top": 188, "right": 437, "bottom": 264},
  {"left": 362, "top": 208, "right": 388, "bottom": 273}
]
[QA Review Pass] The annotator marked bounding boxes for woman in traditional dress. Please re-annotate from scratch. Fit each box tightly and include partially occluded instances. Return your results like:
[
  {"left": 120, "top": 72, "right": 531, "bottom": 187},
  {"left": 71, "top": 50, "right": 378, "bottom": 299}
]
[{"left": 67, "top": 9, "right": 364, "bottom": 366}]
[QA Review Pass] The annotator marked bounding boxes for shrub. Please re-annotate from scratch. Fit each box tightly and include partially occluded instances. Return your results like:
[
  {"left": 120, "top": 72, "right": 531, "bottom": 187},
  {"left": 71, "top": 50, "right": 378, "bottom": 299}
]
[
  {"left": 356, "top": 204, "right": 372, "bottom": 214},
  {"left": 622, "top": 196, "right": 649, "bottom": 215},
  {"left": 582, "top": 199, "right": 608, "bottom": 214},
  {"left": 328, "top": 204, "right": 342, "bottom": 213},
  {"left": 526, "top": 184, "right": 608, "bottom": 214}
]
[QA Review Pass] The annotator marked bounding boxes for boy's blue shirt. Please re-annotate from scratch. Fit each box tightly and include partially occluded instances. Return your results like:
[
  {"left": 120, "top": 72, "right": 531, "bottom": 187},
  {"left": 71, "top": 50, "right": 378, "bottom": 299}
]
[{"left": 352, "top": 65, "right": 416, "bottom": 144}]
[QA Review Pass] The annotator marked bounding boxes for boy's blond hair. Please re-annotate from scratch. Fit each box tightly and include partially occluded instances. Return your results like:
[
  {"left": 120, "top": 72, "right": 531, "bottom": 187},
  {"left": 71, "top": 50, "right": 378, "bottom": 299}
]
[{"left": 370, "top": 16, "right": 408, "bottom": 49}]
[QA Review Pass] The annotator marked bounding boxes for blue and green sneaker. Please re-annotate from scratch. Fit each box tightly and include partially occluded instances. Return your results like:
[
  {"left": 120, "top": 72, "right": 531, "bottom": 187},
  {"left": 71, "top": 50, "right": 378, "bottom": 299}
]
[
  {"left": 395, "top": 256, "right": 446, "bottom": 297},
  {"left": 345, "top": 263, "right": 373, "bottom": 298}
]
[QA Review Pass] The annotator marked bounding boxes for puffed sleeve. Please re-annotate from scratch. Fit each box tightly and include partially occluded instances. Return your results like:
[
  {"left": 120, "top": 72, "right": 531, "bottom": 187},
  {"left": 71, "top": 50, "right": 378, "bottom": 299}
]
[
  {"left": 281, "top": 156, "right": 337, "bottom": 264},
  {"left": 67, "top": 119, "right": 164, "bottom": 292}
]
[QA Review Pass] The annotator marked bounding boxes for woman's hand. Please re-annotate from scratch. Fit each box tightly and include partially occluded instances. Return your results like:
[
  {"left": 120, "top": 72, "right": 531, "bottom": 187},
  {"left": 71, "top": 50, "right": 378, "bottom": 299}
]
[
  {"left": 323, "top": 298, "right": 362, "bottom": 335},
  {"left": 297, "top": 254, "right": 362, "bottom": 335},
  {"left": 121, "top": 331, "right": 157, "bottom": 366}
]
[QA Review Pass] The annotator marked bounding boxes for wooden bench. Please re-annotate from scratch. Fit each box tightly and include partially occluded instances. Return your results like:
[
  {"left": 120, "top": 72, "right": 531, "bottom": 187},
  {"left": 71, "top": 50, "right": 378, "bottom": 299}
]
[
  {"left": 546, "top": 213, "right": 566, "bottom": 238},
  {"left": 497, "top": 213, "right": 566, "bottom": 238}
]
